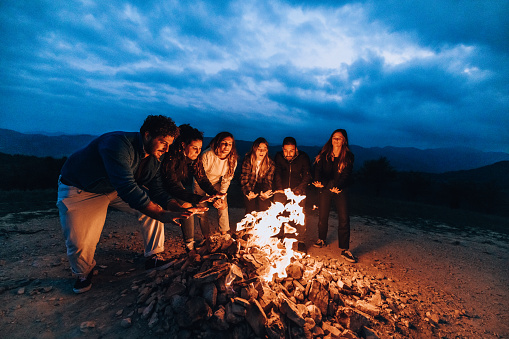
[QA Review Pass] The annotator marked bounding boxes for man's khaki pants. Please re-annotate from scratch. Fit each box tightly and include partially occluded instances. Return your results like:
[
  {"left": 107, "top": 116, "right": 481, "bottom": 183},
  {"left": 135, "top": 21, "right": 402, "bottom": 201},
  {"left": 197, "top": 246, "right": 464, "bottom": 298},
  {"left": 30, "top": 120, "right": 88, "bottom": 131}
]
[{"left": 57, "top": 180, "right": 164, "bottom": 278}]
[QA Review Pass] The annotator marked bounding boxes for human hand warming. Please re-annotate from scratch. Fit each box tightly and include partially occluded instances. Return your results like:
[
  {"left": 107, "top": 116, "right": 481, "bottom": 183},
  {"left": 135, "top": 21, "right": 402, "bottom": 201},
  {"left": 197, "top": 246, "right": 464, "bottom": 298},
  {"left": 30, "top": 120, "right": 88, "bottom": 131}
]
[
  {"left": 312, "top": 181, "right": 324, "bottom": 188},
  {"left": 246, "top": 191, "right": 258, "bottom": 200},
  {"left": 260, "top": 190, "right": 273, "bottom": 200},
  {"left": 188, "top": 206, "right": 208, "bottom": 214},
  {"left": 330, "top": 187, "right": 342, "bottom": 194},
  {"left": 213, "top": 198, "right": 227, "bottom": 210},
  {"left": 167, "top": 200, "right": 185, "bottom": 212}
]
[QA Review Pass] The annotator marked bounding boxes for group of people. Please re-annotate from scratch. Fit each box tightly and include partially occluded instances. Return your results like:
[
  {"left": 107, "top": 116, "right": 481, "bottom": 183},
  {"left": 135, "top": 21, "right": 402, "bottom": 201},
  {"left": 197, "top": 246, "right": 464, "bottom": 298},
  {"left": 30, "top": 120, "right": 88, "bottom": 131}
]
[{"left": 57, "top": 115, "right": 355, "bottom": 294}]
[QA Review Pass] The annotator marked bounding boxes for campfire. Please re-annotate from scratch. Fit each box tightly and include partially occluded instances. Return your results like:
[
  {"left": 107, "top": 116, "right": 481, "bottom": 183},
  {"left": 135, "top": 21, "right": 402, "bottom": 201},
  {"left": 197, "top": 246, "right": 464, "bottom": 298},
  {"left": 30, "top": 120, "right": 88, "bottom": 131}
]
[
  {"left": 127, "top": 190, "right": 419, "bottom": 338},
  {"left": 236, "top": 188, "right": 305, "bottom": 282}
]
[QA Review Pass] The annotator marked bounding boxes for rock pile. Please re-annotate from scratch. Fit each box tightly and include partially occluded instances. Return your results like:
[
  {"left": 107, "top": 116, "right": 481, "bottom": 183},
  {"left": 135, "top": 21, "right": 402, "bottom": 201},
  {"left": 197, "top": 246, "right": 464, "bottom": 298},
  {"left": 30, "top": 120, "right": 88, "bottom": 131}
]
[{"left": 126, "top": 233, "right": 425, "bottom": 338}]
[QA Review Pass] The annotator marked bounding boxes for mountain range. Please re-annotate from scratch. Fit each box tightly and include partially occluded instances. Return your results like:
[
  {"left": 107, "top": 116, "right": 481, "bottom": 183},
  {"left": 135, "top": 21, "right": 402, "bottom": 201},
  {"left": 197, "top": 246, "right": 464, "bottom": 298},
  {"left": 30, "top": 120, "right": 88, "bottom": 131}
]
[{"left": 1, "top": 128, "right": 508, "bottom": 174}]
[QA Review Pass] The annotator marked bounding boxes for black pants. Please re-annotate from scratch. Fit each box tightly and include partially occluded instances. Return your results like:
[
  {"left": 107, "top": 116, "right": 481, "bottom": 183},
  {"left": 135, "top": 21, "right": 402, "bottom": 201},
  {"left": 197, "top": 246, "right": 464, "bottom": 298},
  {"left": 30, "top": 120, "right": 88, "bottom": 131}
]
[{"left": 317, "top": 188, "right": 350, "bottom": 249}]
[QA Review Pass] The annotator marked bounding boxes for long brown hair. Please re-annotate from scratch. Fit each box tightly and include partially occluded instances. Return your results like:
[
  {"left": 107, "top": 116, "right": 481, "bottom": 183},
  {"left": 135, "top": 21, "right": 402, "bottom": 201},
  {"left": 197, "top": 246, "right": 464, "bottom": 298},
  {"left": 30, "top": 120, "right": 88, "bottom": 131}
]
[
  {"left": 245, "top": 137, "right": 271, "bottom": 178},
  {"left": 208, "top": 131, "right": 238, "bottom": 177},
  {"left": 314, "top": 129, "right": 351, "bottom": 172}
]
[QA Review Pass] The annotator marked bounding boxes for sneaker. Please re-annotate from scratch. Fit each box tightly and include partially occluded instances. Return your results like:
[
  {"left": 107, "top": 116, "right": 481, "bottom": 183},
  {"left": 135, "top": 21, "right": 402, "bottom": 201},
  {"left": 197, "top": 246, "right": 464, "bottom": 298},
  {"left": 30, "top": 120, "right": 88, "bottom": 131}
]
[
  {"left": 313, "top": 239, "right": 325, "bottom": 248},
  {"left": 185, "top": 242, "right": 195, "bottom": 252},
  {"left": 195, "top": 238, "right": 206, "bottom": 248},
  {"left": 341, "top": 250, "right": 357, "bottom": 263},
  {"left": 145, "top": 254, "right": 173, "bottom": 271},
  {"left": 73, "top": 270, "right": 94, "bottom": 294}
]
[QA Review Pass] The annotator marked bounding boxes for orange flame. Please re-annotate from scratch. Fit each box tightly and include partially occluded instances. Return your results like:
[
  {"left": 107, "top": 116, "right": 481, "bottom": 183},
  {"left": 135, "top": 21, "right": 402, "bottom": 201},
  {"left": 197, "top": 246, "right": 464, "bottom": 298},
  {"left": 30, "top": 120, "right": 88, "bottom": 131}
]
[{"left": 237, "top": 188, "right": 305, "bottom": 281}]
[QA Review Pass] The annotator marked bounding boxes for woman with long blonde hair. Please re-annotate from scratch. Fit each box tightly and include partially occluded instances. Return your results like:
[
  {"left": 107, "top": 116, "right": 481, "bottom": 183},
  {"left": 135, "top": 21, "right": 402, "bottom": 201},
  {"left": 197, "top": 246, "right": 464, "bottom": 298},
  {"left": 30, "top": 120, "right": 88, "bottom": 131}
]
[
  {"left": 240, "top": 137, "right": 275, "bottom": 214},
  {"left": 312, "top": 129, "right": 356, "bottom": 262},
  {"left": 194, "top": 132, "right": 238, "bottom": 235}
]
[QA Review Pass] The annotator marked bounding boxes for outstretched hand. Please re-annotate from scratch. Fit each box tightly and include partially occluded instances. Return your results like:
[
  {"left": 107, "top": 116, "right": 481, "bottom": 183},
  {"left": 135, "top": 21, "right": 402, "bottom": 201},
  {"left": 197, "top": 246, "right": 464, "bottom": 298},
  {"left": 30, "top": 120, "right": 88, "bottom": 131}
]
[
  {"left": 199, "top": 192, "right": 227, "bottom": 204},
  {"left": 246, "top": 191, "right": 258, "bottom": 200},
  {"left": 330, "top": 187, "right": 342, "bottom": 194},
  {"left": 259, "top": 190, "right": 273, "bottom": 200},
  {"left": 213, "top": 198, "right": 228, "bottom": 210},
  {"left": 312, "top": 181, "right": 324, "bottom": 188}
]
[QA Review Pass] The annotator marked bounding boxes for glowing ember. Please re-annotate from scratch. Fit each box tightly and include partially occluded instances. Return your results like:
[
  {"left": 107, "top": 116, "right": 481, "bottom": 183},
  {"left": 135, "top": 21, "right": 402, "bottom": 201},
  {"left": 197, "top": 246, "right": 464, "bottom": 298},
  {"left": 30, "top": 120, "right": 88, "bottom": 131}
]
[{"left": 236, "top": 188, "right": 305, "bottom": 281}]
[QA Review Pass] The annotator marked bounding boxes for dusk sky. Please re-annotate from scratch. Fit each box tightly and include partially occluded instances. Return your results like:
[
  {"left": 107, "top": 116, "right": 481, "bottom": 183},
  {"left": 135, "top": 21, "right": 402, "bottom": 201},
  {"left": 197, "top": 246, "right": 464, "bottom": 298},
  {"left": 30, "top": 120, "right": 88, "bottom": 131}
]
[{"left": 1, "top": 0, "right": 508, "bottom": 151}]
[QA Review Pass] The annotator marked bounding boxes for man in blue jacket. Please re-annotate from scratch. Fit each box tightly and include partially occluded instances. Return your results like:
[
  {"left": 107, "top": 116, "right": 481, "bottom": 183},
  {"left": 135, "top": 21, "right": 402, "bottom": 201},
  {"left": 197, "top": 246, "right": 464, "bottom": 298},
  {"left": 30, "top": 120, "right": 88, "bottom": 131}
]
[{"left": 57, "top": 115, "right": 201, "bottom": 293}]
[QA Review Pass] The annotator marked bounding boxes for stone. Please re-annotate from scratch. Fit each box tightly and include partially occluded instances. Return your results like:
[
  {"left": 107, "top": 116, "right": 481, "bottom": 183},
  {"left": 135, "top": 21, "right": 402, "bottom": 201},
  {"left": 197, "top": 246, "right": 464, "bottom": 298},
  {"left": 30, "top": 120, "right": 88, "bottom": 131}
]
[
  {"left": 193, "top": 262, "right": 231, "bottom": 285},
  {"left": 210, "top": 305, "right": 229, "bottom": 331},
  {"left": 169, "top": 294, "right": 187, "bottom": 311},
  {"left": 336, "top": 307, "right": 371, "bottom": 333},
  {"left": 245, "top": 299, "right": 267, "bottom": 337},
  {"left": 356, "top": 300, "right": 381, "bottom": 316},
  {"left": 265, "top": 310, "right": 286, "bottom": 339},
  {"left": 120, "top": 318, "right": 132, "bottom": 328},
  {"left": 233, "top": 297, "right": 250, "bottom": 308},
  {"left": 241, "top": 283, "right": 258, "bottom": 300},
  {"left": 307, "top": 280, "right": 329, "bottom": 316},
  {"left": 306, "top": 304, "right": 322, "bottom": 324},
  {"left": 258, "top": 286, "right": 277, "bottom": 312},
  {"left": 362, "top": 326, "right": 380, "bottom": 339},
  {"left": 303, "top": 317, "right": 316, "bottom": 330},
  {"left": 148, "top": 311, "right": 158, "bottom": 328},
  {"left": 229, "top": 263, "right": 244, "bottom": 280},
  {"left": 286, "top": 261, "right": 304, "bottom": 280},
  {"left": 340, "top": 329, "right": 359, "bottom": 338},
  {"left": 79, "top": 321, "right": 95, "bottom": 333},
  {"left": 322, "top": 321, "right": 341, "bottom": 338},
  {"left": 176, "top": 296, "right": 213, "bottom": 327},
  {"left": 164, "top": 282, "right": 186, "bottom": 300},
  {"left": 279, "top": 293, "right": 305, "bottom": 327},
  {"left": 231, "top": 302, "right": 247, "bottom": 317},
  {"left": 141, "top": 299, "right": 156, "bottom": 319},
  {"left": 202, "top": 282, "right": 217, "bottom": 308},
  {"left": 226, "top": 301, "right": 244, "bottom": 324}
]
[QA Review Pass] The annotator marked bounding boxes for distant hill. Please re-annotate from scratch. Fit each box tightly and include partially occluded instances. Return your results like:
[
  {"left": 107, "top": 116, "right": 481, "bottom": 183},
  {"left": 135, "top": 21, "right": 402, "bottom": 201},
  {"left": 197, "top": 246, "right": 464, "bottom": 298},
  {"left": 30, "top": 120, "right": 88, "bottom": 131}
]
[
  {"left": 0, "top": 129, "right": 96, "bottom": 159},
  {"left": 431, "top": 161, "right": 509, "bottom": 189},
  {"left": 1, "top": 129, "right": 508, "bottom": 173}
]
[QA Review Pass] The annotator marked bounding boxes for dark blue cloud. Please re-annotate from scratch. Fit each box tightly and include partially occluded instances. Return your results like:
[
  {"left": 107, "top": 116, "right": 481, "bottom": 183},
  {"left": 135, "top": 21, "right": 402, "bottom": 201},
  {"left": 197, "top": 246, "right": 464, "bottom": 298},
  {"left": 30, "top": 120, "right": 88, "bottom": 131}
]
[{"left": 0, "top": 0, "right": 507, "bottom": 152}]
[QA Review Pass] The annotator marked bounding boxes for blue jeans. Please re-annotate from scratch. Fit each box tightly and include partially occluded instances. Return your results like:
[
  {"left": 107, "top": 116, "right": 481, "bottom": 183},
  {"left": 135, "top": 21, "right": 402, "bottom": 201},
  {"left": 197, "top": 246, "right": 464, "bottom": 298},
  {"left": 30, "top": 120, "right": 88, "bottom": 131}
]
[{"left": 194, "top": 183, "right": 230, "bottom": 235}]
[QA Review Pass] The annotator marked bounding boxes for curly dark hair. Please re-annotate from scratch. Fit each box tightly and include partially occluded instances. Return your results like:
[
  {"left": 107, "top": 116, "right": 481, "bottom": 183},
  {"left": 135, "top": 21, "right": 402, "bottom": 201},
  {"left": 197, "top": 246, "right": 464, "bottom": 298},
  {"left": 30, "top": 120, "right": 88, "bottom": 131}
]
[
  {"left": 176, "top": 124, "right": 203, "bottom": 147},
  {"left": 162, "top": 124, "right": 204, "bottom": 183},
  {"left": 140, "top": 115, "right": 179, "bottom": 138}
]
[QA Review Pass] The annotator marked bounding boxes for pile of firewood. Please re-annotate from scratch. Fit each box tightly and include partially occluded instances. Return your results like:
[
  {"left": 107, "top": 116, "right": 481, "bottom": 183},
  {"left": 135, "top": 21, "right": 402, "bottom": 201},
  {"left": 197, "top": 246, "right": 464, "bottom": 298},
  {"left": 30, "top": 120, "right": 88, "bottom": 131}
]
[{"left": 128, "top": 233, "right": 420, "bottom": 338}]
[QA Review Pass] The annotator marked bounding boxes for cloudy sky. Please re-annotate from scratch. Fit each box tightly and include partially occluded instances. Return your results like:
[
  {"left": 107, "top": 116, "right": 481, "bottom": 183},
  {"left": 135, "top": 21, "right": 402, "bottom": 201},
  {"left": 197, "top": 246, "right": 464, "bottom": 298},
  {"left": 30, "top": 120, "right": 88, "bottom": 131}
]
[{"left": 1, "top": 0, "right": 508, "bottom": 151}]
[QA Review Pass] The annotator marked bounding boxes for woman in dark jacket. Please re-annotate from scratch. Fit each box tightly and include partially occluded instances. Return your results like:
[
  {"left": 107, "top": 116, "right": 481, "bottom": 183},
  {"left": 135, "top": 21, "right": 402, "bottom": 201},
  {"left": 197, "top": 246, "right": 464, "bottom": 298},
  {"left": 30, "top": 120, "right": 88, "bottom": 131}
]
[
  {"left": 312, "top": 129, "right": 356, "bottom": 262},
  {"left": 160, "top": 124, "right": 222, "bottom": 251}
]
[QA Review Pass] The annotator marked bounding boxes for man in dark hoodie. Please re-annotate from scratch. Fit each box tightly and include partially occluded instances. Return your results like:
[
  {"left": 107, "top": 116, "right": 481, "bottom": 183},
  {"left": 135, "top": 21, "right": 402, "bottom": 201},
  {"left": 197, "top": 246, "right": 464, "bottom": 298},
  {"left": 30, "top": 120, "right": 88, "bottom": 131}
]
[{"left": 273, "top": 137, "right": 312, "bottom": 251}]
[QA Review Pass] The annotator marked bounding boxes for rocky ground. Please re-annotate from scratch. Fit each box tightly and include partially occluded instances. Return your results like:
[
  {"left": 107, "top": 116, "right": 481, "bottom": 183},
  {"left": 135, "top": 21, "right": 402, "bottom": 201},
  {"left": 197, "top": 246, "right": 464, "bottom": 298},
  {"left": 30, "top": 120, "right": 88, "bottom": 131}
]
[{"left": 0, "top": 207, "right": 508, "bottom": 338}]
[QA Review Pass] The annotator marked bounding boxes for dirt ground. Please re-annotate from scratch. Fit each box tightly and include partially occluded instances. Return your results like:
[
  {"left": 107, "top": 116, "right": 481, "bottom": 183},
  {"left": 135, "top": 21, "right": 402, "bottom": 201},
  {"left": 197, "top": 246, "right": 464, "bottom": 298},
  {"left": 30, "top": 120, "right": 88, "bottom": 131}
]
[{"left": 0, "top": 207, "right": 508, "bottom": 339}]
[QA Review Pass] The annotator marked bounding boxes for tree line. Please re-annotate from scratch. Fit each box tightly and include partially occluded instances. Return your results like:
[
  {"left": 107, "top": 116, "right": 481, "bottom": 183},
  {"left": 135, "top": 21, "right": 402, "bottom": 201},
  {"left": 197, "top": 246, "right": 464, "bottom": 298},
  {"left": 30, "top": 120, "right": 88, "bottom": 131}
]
[{"left": 0, "top": 152, "right": 506, "bottom": 217}]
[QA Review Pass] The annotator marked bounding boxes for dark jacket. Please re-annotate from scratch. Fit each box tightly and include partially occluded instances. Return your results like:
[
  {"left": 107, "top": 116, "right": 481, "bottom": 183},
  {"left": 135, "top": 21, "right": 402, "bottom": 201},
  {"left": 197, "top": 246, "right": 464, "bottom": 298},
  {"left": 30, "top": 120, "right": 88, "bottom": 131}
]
[
  {"left": 313, "top": 151, "right": 354, "bottom": 191},
  {"left": 160, "top": 149, "right": 218, "bottom": 205},
  {"left": 273, "top": 150, "right": 312, "bottom": 195},
  {"left": 240, "top": 156, "right": 275, "bottom": 196},
  {"left": 60, "top": 131, "right": 171, "bottom": 210}
]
